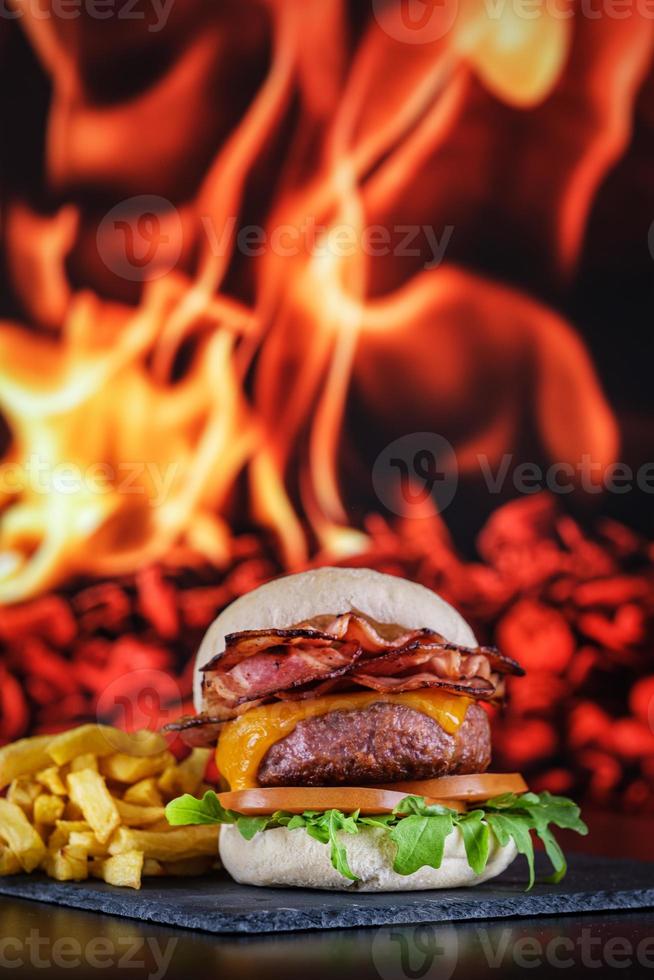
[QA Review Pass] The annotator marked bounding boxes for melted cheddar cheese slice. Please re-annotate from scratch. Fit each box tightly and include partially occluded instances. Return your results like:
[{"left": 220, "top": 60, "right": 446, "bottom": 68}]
[{"left": 215, "top": 690, "right": 471, "bottom": 790}]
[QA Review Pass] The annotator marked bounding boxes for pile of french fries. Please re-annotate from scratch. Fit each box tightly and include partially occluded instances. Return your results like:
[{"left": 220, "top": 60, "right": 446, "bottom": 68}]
[{"left": 0, "top": 725, "right": 219, "bottom": 889}]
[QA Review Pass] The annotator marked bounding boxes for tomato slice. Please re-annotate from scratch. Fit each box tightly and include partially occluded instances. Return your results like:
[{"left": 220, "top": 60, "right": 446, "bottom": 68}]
[
  {"left": 375, "top": 772, "right": 528, "bottom": 802},
  {"left": 218, "top": 787, "right": 467, "bottom": 815}
]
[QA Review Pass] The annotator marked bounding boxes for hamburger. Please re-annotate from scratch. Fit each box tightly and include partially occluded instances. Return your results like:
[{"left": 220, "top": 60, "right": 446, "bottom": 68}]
[{"left": 166, "top": 567, "right": 587, "bottom": 890}]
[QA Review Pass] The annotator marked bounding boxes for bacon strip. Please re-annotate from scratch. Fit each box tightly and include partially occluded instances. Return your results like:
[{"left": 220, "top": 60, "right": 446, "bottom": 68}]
[
  {"left": 347, "top": 672, "right": 497, "bottom": 697},
  {"left": 203, "top": 629, "right": 338, "bottom": 672},
  {"left": 312, "top": 612, "right": 435, "bottom": 652},
  {"left": 202, "top": 639, "right": 362, "bottom": 707},
  {"left": 171, "top": 611, "right": 525, "bottom": 743}
]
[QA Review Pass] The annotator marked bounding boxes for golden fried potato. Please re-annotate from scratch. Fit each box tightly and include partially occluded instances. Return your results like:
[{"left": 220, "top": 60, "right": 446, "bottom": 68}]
[
  {"left": 43, "top": 844, "right": 88, "bottom": 881},
  {"left": 113, "top": 798, "right": 165, "bottom": 827},
  {"left": 33, "top": 794, "right": 65, "bottom": 826},
  {"left": 68, "top": 831, "right": 107, "bottom": 858},
  {"left": 48, "top": 726, "right": 167, "bottom": 766},
  {"left": 158, "top": 749, "right": 210, "bottom": 797},
  {"left": 142, "top": 858, "right": 165, "bottom": 876},
  {"left": 0, "top": 845, "right": 21, "bottom": 876},
  {"left": 66, "top": 770, "right": 120, "bottom": 845},
  {"left": 47, "top": 821, "right": 91, "bottom": 851},
  {"left": 0, "top": 735, "right": 52, "bottom": 790},
  {"left": 93, "top": 851, "right": 144, "bottom": 890},
  {"left": 140, "top": 819, "right": 176, "bottom": 832},
  {"left": 35, "top": 767, "right": 68, "bottom": 796},
  {"left": 7, "top": 778, "right": 41, "bottom": 816},
  {"left": 123, "top": 778, "right": 163, "bottom": 808},
  {"left": 0, "top": 726, "right": 218, "bottom": 887},
  {"left": 69, "top": 754, "right": 98, "bottom": 773},
  {"left": 0, "top": 799, "right": 46, "bottom": 872},
  {"left": 101, "top": 751, "right": 174, "bottom": 784},
  {"left": 63, "top": 800, "right": 85, "bottom": 821},
  {"left": 108, "top": 825, "right": 219, "bottom": 862}
]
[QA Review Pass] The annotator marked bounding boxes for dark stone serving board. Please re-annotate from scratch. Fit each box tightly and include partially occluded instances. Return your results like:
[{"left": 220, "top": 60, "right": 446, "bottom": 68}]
[{"left": 0, "top": 854, "right": 652, "bottom": 935}]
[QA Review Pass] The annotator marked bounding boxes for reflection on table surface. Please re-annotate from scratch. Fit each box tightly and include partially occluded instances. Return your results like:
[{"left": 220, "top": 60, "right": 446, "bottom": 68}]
[{"left": 1, "top": 897, "right": 653, "bottom": 980}]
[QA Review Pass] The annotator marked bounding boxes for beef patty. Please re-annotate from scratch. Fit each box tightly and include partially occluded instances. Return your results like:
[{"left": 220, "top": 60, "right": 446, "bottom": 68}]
[{"left": 257, "top": 700, "right": 491, "bottom": 786}]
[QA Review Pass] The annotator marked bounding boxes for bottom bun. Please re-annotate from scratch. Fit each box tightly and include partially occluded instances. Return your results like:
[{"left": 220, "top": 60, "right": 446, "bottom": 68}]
[{"left": 219, "top": 824, "right": 518, "bottom": 892}]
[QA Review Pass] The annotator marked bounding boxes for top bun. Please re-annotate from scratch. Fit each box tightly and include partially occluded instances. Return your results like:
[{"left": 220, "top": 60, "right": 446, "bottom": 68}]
[{"left": 193, "top": 567, "right": 476, "bottom": 709}]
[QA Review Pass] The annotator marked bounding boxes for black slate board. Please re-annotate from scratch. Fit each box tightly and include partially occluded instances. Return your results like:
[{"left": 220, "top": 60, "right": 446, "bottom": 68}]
[{"left": 0, "top": 854, "right": 652, "bottom": 935}]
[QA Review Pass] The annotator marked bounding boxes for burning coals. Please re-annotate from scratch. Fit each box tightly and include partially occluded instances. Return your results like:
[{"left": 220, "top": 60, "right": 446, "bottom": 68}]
[{"left": 0, "top": 493, "right": 652, "bottom": 811}]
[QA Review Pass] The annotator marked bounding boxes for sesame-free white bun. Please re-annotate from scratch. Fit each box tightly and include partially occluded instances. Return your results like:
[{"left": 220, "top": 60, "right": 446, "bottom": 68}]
[
  {"left": 219, "top": 824, "right": 517, "bottom": 892},
  {"left": 194, "top": 567, "right": 476, "bottom": 708}
]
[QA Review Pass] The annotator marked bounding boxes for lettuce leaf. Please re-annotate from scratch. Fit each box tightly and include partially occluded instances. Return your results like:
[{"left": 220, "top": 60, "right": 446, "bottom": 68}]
[
  {"left": 457, "top": 809, "right": 490, "bottom": 875},
  {"left": 165, "top": 789, "right": 588, "bottom": 888},
  {"left": 389, "top": 810, "right": 455, "bottom": 875}
]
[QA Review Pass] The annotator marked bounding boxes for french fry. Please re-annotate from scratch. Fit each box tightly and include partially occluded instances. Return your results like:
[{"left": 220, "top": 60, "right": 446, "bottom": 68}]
[
  {"left": 68, "top": 831, "right": 107, "bottom": 858},
  {"left": 0, "top": 735, "right": 52, "bottom": 790},
  {"left": 0, "top": 799, "right": 47, "bottom": 872},
  {"left": 158, "top": 748, "right": 210, "bottom": 797},
  {"left": 101, "top": 751, "right": 174, "bottom": 784},
  {"left": 64, "top": 800, "right": 85, "bottom": 821},
  {"left": 48, "top": 821, "right": 91, "bottom": 850},
  {"left": 113, "top": 798, "right": 165, "bottom": 827},
  {"left": 35, "top": 767, "right": 68, "bottom": 796},
  {"left": 0, "top": 845, "right": 21, "bottom": 876},
  {"left": 43, "top": 845, "right": 88, "bottom": 882},
  {"left": 94, "top": 851, "right": 144, "bottom": 890},
  {"left": 108, "top": 825, "right": 219, "bottom": 862},
  {"left": 69, "top": 754, "right": 98, "bottom": 773},
  {"left": 33, "top": 794, "right": 65, "bottom": 826},
  {"left": 48, "top": 726, "right": 167, "bottom": 766},
  {"left": 157, "top": 768, "right": 177, "bottom": 797},
  {"left": 66, "top": 770, "right": 120, "bottom": 844},
  {"left": 0, "top": 727, "right": 220, "bottom": 887},
  {"left": 123, "top": 778, "right": 163, "bottom": 808},
  {"left": 142, "top": 858, "right": 165, "bottom": 876},
  {"left": 88, "top": 857, "right": 104, "bottom": 878},
  {"left": 7, "top": 778, "right": 41, "bottom": 815}
]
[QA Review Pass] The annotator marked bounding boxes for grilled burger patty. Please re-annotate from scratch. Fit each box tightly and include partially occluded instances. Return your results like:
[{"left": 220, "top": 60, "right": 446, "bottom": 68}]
[{"left": 257, "top": 701, "right": 491, "bottom": 787}]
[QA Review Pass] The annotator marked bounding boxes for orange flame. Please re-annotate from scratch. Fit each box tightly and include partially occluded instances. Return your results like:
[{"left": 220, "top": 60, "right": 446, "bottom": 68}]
[{"left": 1, "top": 0, "right": 633, "bottom": 601}]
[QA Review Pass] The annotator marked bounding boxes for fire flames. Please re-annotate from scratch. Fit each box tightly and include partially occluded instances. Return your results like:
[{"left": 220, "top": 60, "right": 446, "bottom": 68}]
[{"left": 1, "top": 2, "right": 653, "bottom": 806}]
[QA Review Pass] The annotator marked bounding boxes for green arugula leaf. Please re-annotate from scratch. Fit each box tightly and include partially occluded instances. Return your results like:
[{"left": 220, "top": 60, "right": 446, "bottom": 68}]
[
  {"left": 390, "top": 811, "right": 455, "bottom": 876},
  {"left": 326, "top": 810, "right": 358, "bottom": 881},
  {"left": 358, "top": 814, "right": 396, "bottom": 829},
  {"left": 523, "top": 792, "right": 589, "bottom": 834},
  {"left": 236, "top": 816, "right": 272, "bottom": 840},
  {"left": 485, "top": 812, "right": 536, "bottom": 889},
  {"left": 164, "top": 790, "right": 236, "bottom": 826},
  {"left": 285, "top": 815, "right": 308, "bottom": 830},
  {"left": 164, "top": 789, "right": 587, "bottom": 889},
  {"left": 304, "top": 821, "right": 330, "bottom": 845},
  {"left": 393, "top": 796, "right": 459, "bottom": 817},
  {"left": 535, "top": 824, "right": 567, "bottom": 883},
  {"left": 458, "top": 809, "right": 490, "bottom": 875}
]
